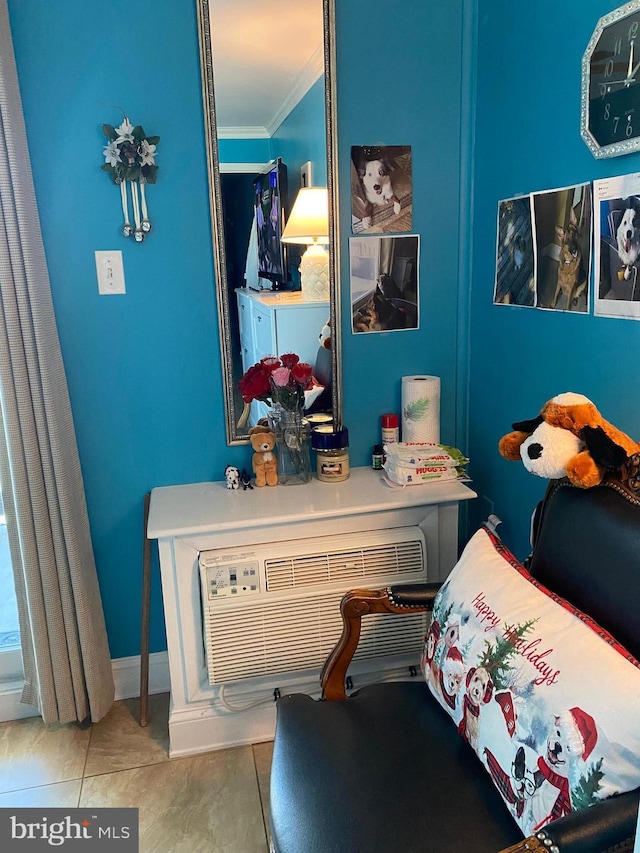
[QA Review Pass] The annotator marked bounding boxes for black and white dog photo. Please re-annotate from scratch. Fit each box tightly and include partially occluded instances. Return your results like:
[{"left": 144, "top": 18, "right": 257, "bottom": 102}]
[
  {"left": 356, "top": 151, "right": 400, "bottom": 219},
  {"left": 616, "top": 196, "right": 640, "bottom": 281},
  {"left": 351, "top": 145, "right": 412, "bottom": 234}
]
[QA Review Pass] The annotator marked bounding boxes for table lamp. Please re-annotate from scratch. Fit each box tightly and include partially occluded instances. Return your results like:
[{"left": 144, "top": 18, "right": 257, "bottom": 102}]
[{"left": 281, "top": 187, "right": 329, "bottom": 302}]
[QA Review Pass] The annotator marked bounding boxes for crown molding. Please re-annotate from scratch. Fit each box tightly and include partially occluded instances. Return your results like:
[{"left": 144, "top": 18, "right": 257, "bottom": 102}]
[
  {"left": 217, "top": 125, "right": 270, "bottom": 139},
  {"left": 219, "top": 162, "right": 272, "bottom": 174},
  {"left": 216, "top": 46, "right": 323, "bottom": 142},
  {"left": 267, "top": 45, "right": 324, "bottom": 137}
]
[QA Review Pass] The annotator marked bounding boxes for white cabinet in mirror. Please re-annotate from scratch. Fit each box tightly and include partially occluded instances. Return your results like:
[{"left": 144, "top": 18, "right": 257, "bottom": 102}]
[
  {"left": 195, "top": 0, "right": 342, "bottom": 444},
  {"left": 236, "top": 289, "right": 330, "bottom": 428}
]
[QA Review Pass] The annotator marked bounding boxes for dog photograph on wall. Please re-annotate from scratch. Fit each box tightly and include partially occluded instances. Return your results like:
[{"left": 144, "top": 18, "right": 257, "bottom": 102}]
[
  {"left": 350, "top": 145, "right": 412, "bottom": 234},
  {"left": 494, "top": 196, "right": 535, "bottom": 307},
  {"left": 594, "top": 173, "right": 640, "bottom": 320},
  {"left": 533, "top": 182, "right": 592, "bottom": 314},
  {"left": 350, "top": 234, "right": 419, "bottom": 333}
]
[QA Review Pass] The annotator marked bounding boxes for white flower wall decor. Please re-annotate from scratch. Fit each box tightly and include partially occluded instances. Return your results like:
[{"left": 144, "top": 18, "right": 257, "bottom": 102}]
[{"left": 101, "top": 117, "right": 160, "bottom": 242}]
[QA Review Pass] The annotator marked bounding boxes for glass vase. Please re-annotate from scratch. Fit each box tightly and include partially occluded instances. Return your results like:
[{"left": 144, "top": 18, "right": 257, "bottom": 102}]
[{"left": 269, "top": 406, "right": 312, "bottom": 485}]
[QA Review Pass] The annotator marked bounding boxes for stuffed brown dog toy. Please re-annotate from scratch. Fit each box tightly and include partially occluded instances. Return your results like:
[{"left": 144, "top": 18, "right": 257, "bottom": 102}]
[{"left": 498, "top": 392, "right": 640, "bottom": 488}]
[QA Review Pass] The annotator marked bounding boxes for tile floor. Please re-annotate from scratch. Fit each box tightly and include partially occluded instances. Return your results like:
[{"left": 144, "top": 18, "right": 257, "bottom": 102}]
[{"left": 0, "top": 692, "right": 274, "bottom": 852}]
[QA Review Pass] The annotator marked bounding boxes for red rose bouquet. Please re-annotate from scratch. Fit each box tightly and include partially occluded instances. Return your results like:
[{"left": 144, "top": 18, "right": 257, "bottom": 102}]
[{"left": 237, "top": 353, "right": 314, "bottom": 428}]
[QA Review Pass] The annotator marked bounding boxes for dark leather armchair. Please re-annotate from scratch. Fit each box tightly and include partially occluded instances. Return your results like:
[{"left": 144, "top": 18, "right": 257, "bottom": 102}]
[{"left": 270, "top": 472, "right": 640, "bottom": 853}]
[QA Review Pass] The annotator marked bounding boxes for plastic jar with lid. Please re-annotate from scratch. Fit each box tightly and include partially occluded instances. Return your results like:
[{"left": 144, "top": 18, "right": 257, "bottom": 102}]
[{"left": 311, "top": 426, "right": 350, "bottom": 483}]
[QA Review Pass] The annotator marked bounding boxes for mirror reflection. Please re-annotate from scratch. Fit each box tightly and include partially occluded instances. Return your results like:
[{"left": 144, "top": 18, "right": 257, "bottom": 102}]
[{"left": 198, "top": 0, "right": 338, "bottom": 443}]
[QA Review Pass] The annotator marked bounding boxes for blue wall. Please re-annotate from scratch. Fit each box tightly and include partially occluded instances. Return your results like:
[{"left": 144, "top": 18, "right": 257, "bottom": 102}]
[
  {"left": 336, "top": 1, "right": 471, "bottom": 469},
  {"left": 469, "top": 0, "right": 640, "bottom": 558},
  {"left": 218, "top": 136, "right": 271, "bottom": 165},
  {"left": 7, "top": 0, "right": 226, "bottom": 659},
  {"left": 271, "top": 76, "right": 327, "bottom": 195},
  {"left": 6, "top": 0, "right": 471, "bottom": 660}
]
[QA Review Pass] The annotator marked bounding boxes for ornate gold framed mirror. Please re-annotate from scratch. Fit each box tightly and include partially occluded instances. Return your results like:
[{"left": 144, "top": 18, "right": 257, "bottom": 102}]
[{"left": 196, "top": 0, "right": 342, "bottom": 445}]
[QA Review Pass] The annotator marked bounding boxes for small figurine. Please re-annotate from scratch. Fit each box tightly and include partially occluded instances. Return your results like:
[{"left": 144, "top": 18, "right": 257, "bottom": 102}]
[
  {"left": 240, "top": 468, "right": 253, "bottom": 490},
  {"left": 248, "top": 425, "right": 278, "bottom": 487},
  {"left": 224, "top": 465, "right": 240, "bottom": 490}
]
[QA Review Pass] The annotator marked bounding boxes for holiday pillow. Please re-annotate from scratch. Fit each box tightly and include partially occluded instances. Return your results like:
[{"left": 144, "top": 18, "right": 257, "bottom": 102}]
[{"left": 421, "top": 525, "right": 640, "bottom": 838}]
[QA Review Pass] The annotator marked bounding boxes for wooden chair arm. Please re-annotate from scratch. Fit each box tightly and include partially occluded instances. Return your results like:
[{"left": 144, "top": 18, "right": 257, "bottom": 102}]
[
  {"left": 320, "top": 586, "right": 434, "bottom": 701},
  {"left": 499, "top": 839, "right": 547, "bottom": 852}
]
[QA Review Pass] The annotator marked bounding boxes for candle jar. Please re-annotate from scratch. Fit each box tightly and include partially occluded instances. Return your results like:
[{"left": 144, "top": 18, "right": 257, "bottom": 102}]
[{"left": 312, "top": 426, "right": 350, "bottom": 483}]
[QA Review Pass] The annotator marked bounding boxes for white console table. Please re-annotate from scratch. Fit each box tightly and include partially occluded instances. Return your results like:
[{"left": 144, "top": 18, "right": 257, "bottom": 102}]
[{"left": 147, "top": 468, "right": 476, "bottom": 757}]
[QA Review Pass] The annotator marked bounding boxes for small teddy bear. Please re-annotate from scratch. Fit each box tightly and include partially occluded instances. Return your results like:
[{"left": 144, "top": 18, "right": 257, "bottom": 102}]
[{"left": 248, "top": 425, "right": 278, "bottom": 487}]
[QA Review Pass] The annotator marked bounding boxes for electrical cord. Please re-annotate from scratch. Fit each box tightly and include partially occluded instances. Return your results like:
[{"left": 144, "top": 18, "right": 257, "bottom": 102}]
[
  {"left": 218, "top": 683, "right": 275, "bottom": 713},
  {"left": 217, "top": 665, "right": 418, "bottom": 712},
  {"left": 218, "top": 683, "right": 321, "bottom": 713}
]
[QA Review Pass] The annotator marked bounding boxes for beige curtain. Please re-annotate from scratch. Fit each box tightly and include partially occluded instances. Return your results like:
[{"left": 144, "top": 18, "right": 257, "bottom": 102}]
[{"left": 0, "top": 0, "right": 114, "bottom": 724}]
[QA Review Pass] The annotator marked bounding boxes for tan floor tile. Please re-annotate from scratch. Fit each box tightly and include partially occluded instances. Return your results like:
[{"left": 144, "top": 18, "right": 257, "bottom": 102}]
[
  {"left": 80, "top": 745, "right": 268, "bottom": 853},
  {"left": 84, "top": 692, "right": 169, "bottom": 777},
  {"left": 253, "top": 741, "right": 274, "bottom": 846},
  {"left": 0, "top": 716, "right": 89, "bottom": 793},
  {"left": 0, "top": 779, "right": 81, "bottom": 807}
]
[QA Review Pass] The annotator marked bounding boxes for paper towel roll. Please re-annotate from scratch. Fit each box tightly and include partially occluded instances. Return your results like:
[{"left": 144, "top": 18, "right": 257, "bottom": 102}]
[{"left": 401, "top": 376, "right": 440, "bottom": 443}]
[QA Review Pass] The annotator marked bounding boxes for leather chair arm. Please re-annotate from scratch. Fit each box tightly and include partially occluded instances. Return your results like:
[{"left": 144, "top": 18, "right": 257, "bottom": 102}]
[
  {"left": 499, "top": 788, "right": 639, "bottom": 853},
  {"left": 387, "top": 582, "right": 442, "bottom": 608},
  {"left": 320, "top": 582, "right": 441, "bottom": 701}
]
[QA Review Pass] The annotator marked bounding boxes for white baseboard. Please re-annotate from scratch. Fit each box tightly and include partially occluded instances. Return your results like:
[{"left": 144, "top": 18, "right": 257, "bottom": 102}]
[
  {"left": 0, "top": 679, "right": 38, "bottom": 722},
  {"left": 0, "top": 651, "right": 171, "bottom": 723},
  {"left": 111, "top": 651, "right": 170, "bottom": 700}
]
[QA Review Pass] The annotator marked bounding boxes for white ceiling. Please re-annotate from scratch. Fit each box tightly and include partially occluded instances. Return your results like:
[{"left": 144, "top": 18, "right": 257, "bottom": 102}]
[{"left": 209, "top": 0, "right": 323, "bottom": 138}]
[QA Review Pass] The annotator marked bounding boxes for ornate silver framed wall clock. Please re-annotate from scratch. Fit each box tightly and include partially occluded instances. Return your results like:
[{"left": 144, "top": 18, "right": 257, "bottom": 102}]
[{"left": 582, "top": 0, "right": 640, "bottom": 158}]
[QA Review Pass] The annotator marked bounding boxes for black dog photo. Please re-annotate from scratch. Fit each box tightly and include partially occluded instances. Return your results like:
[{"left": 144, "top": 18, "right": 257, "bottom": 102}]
[
  {"left": 351, "top": 145, "right": 412, "bottom": 234},
  {"left": 350, "top": 234, "right": 419, "bottom": 333}
]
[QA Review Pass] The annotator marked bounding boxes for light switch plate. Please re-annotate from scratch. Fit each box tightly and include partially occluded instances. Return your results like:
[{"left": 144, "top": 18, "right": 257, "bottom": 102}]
[
  {"left": 95, "top": 251, "right": 125, "bottom": 295},
  {"left": 301, "top": 160, "right": 313, "bottom": 188}
]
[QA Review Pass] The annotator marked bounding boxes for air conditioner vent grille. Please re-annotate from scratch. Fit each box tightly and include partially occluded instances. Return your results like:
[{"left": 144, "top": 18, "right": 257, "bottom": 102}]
[
  {"left": 203, "top": 591, "right": 427, "bottom": 685},
  {"left": 265, "top": 540, "right": 424, "bottom": 591}
]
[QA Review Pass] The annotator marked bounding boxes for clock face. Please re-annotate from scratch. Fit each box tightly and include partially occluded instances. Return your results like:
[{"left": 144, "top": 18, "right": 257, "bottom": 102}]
[{"left": 582, "top": 2, "right": 640, "bottom": 158}]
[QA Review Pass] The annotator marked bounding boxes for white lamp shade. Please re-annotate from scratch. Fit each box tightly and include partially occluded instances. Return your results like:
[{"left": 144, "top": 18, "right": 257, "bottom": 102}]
[{"left": 281, "top": 187, "right": 329, "bottom": 244}]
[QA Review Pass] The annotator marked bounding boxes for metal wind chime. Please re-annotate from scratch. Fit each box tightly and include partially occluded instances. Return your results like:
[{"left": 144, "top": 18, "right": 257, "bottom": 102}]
[{"left": 101, "top": 117, "right": 160, "bottom": 243}]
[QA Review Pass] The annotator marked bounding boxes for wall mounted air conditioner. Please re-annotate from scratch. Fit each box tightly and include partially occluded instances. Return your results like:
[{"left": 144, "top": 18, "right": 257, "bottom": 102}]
[{"left": 199, "top": 526, "right": 428, "bottom": 689}]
